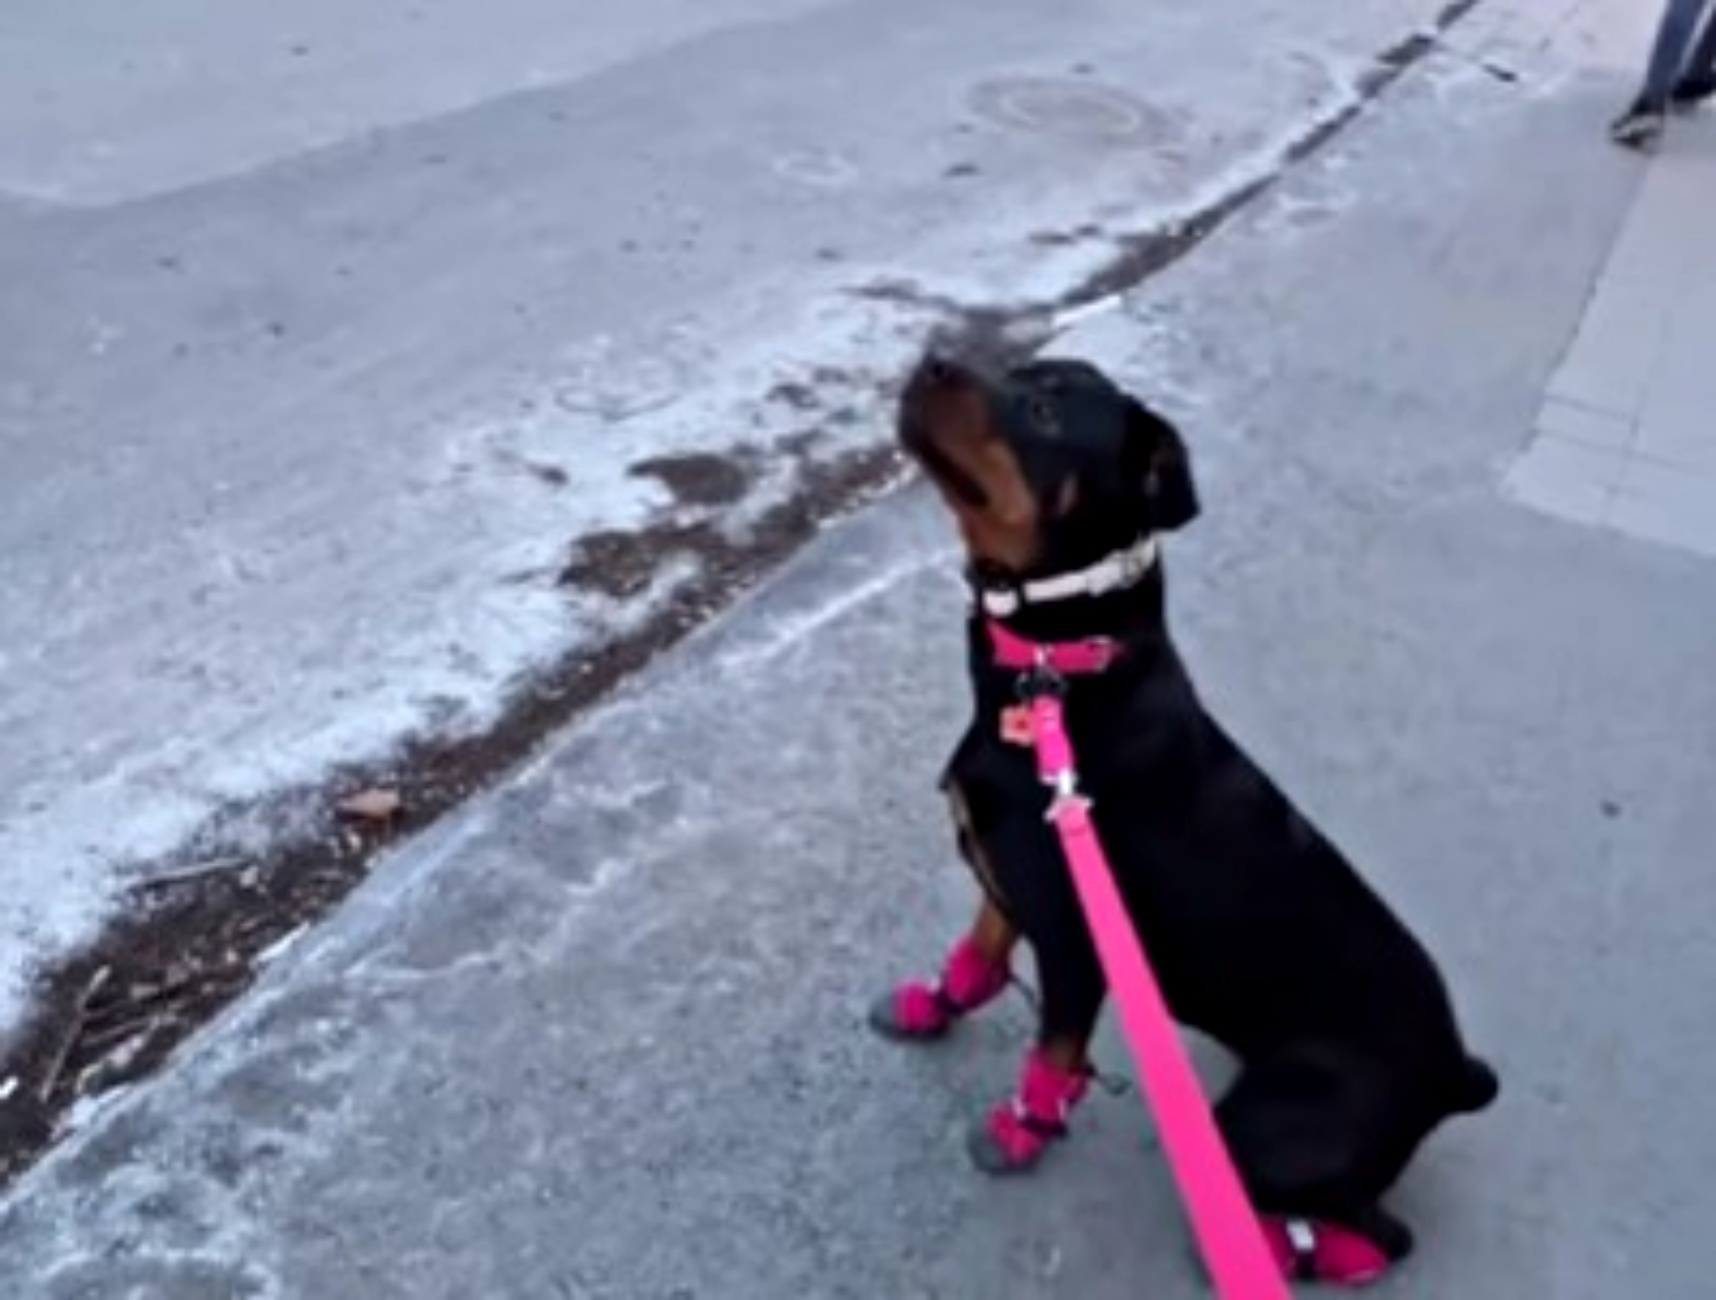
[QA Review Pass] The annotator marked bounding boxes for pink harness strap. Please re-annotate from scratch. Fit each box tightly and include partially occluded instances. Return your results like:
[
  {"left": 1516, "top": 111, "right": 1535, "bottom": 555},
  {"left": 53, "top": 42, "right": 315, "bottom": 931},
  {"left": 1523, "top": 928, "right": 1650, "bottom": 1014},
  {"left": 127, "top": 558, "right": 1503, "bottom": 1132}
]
[{"left": 995, "top": 621, "right": 1289, "bottom": 1300}]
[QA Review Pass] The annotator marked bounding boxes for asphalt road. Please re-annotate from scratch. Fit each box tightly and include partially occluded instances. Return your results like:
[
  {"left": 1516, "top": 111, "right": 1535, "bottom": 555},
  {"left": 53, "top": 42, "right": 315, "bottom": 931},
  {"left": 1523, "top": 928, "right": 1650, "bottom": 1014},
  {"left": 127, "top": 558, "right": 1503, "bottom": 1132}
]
[
  {"left": 0, "top": 0, "right": 1459, "bottom": 1034},
  {"left": 7, "top": 13, "right": 1715, "bottom": 1297}
]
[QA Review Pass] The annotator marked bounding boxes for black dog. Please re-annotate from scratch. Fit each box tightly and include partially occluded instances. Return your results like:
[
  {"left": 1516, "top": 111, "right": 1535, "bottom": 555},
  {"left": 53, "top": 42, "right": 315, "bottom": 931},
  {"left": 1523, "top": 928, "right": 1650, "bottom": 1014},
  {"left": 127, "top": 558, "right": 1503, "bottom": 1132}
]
[{"left": 869, "top": 352, "right": 1497, "bottom": 1285}]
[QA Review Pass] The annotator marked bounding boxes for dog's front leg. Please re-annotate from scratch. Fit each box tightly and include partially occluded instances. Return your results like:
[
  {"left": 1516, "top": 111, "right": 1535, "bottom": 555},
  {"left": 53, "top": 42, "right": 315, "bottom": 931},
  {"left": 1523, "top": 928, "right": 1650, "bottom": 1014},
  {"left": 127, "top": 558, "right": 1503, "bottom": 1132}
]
[
  {"left": 967, "top": 894, "right": 1020, "bottom": 968},
  {"left": 968, "top": 930, "right": 1105, "bottom": 1175},
  {"left": 1034, "top": 938, "right": 1106, "bottom": 1075},
  {"left": 866, "top": 775, "right": 1018, "bottom": 1042}
]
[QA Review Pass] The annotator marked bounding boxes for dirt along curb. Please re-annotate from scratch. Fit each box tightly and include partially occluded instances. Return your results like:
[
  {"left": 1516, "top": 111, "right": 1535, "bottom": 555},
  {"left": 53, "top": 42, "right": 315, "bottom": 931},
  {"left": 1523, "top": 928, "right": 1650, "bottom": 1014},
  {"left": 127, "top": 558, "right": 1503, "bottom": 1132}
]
[{"left": 0, "top": 0, "right": 1499, "bottom": 1196}]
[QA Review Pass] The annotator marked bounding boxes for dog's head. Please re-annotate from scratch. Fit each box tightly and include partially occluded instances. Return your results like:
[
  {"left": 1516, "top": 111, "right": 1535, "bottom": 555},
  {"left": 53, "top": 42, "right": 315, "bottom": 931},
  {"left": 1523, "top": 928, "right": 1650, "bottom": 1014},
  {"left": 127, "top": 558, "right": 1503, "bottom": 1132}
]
[{"left": 897, "top": 351, "right": 1198, "bottom": 581}]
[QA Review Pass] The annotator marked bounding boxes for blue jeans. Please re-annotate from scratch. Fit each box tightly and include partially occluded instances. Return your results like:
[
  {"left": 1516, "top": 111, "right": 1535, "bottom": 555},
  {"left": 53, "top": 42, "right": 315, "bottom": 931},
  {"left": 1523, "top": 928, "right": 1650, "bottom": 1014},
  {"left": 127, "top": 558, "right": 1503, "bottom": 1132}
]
[{"left": 1640, "top": 0, "right": 1716, "bottom": 105}]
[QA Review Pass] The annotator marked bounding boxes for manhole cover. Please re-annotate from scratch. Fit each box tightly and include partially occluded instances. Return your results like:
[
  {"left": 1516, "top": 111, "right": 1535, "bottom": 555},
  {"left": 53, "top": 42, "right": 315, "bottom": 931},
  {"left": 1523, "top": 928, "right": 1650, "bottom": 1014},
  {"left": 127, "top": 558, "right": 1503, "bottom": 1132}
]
[{"left": 965, "top": 76, "right": 1173, "bottom": 145}]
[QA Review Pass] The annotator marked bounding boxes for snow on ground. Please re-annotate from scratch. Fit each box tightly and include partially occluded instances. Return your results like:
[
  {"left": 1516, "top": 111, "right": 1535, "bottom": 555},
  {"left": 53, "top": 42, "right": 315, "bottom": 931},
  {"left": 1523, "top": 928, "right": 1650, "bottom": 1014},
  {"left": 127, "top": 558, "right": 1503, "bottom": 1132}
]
[
  {"left": 0, "top": 0, "right": 1460, "bottom": 1033},
  {"left": 7, "top": 11, "right": 1710, "bottom": 1288}
]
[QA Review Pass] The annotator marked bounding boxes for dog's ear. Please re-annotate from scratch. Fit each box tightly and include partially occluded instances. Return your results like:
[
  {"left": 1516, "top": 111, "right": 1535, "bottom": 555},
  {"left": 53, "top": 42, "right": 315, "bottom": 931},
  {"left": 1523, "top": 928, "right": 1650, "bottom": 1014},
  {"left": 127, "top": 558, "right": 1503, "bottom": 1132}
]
[{"left": 1125, "top": 397, "right": 1200, "bottom": 531}]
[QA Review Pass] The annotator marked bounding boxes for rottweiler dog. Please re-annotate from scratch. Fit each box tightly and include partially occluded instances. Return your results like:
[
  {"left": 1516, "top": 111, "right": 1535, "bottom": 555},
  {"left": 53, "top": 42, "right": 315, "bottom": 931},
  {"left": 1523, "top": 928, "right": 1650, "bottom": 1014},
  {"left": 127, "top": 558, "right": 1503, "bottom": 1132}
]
[{"left": 869, "top": 351, "right": 1497, "bottom": 1286}]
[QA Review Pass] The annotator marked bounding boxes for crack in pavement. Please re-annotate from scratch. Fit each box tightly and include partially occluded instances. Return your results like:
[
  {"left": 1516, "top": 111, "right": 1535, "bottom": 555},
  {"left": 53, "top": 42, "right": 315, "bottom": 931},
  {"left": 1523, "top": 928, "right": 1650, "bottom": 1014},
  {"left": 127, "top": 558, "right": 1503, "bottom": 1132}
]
[{"left": 0, "top": 0, "right": 1496, "bottom": 1196}]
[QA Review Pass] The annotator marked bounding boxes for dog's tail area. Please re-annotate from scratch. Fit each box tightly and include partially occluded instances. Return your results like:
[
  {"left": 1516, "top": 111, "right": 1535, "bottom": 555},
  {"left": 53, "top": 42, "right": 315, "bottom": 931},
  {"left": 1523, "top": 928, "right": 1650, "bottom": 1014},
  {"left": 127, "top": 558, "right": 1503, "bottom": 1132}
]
[{"left": 1450, "top": 1055, "right": 1500, "bottom": 1114}]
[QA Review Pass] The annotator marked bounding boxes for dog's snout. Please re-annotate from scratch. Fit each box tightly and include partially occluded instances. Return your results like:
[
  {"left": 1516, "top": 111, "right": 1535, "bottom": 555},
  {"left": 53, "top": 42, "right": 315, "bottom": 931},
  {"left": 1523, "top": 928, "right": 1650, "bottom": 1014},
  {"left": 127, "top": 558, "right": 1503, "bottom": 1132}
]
[{"left": 917, "top": 353, "right": 973, "bottom": 391}]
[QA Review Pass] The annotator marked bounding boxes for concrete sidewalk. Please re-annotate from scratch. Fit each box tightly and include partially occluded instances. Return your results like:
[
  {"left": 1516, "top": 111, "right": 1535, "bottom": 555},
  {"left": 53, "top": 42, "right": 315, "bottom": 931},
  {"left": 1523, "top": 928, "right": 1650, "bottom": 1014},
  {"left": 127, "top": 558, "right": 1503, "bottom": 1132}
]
[
  {"left": 1507, "top": 116, "right": 1716, "bottom": 555},
  {"left": 6, "top": 29, "right": 1716, "bottom": 1300}
]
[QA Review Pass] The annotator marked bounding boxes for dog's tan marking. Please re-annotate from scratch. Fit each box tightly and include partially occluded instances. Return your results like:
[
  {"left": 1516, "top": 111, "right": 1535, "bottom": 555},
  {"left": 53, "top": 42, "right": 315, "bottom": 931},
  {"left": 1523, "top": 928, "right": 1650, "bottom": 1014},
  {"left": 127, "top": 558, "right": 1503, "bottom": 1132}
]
[
  {"left": 946, "top": 777, "right": 1012, "bottom": 914},
  {"left": 968, "top": 896, "right": 1020, "bottom": 967},
  {"left": 1040, "top": 1035, "right": 1093, "bottom": 1076},
  {"left": 944, "top": 435, "right": 1039, "bottom": 570},
  {"left": 912, "top": 382, "right": 1041, "bottom": 570}
]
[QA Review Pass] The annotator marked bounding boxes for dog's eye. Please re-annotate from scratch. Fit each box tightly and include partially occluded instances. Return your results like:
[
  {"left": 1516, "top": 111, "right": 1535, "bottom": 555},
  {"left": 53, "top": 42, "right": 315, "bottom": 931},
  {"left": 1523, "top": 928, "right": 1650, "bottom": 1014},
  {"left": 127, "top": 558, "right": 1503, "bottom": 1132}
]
[{"left": 1025, "top": 395, "right": 1059, "bottom": 435}]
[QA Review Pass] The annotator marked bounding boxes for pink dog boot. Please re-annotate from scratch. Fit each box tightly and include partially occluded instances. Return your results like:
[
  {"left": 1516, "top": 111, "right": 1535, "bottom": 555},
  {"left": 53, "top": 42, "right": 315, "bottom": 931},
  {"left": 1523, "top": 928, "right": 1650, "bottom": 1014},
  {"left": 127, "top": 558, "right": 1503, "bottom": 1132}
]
[
  {"left": 967, "top": 1048, "right": 1089, "bottom": 1175},
  {"left": 867, "top": 936, "right": 1010, "bottom": 1041},
  {"left": 1260, "top": 1212, "right": 1412, "bottom": 1287}
]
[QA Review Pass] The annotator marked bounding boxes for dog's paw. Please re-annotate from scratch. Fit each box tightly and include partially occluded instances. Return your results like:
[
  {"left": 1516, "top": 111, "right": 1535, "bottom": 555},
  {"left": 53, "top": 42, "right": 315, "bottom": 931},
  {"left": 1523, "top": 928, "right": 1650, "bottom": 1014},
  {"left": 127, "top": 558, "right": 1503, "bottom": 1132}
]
[
  {"left": 1262, "top": 1208, "right": 1414, "bottom": 1287},
  {"left": 866, "top": 938, "right": 1011, "bottom": 1043},
  {"left": 866, "top": 987, "right": 955, "bottom": 1042},
  {"left": 966, "top": 1110, "right": 1056, "bottom": 1175},
  {"left": 965, "top": 1049, "right": 1088, "bottom": 1174},
  {"left": 1263, "top": 1219, "right": 1387, "bottom": 1286}
]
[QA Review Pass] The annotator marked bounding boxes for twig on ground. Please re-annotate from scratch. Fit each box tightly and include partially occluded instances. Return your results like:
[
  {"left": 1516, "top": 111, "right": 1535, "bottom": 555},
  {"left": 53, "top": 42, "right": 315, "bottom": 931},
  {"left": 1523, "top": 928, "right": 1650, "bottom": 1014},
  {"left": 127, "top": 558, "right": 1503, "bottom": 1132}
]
[
  {"left": 133, "top": 856, "right": 253, "bottom": 893},
  {"left": 36, "top": 966, "right": 110, "bottom": 1102}
]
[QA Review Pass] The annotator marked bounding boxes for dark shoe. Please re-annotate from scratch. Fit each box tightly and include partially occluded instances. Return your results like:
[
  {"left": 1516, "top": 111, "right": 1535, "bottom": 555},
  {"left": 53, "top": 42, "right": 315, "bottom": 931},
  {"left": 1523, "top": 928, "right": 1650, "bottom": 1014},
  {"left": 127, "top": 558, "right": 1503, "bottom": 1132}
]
[
  {"left": 1671, "top": 74, "right": 1716, "bottom": 109},
  {"left": 1610, "top": 98, "right": 1666, "bottom": 150}
]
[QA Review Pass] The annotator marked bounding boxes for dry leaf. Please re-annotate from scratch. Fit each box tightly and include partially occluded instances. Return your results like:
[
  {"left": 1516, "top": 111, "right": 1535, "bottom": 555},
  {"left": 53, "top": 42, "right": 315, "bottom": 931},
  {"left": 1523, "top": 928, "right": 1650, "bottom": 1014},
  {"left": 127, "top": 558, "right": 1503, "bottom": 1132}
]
[{"left": 337, "top": 788, "right": 402, "bottom": 822}]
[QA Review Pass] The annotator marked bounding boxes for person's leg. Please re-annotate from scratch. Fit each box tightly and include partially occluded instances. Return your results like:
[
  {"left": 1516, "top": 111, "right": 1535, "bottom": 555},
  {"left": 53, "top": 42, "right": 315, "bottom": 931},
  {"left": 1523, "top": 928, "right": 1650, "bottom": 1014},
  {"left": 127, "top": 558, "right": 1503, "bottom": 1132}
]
[
  {"left": 1670, "top": 0, "right": 1716, "bottom": 103},
  {"left": 1642, "top": 0, "right": 1713, "bottom": 103},
  {"left": 1613, "top": 0, "right": 1713, "bottom": 146}
]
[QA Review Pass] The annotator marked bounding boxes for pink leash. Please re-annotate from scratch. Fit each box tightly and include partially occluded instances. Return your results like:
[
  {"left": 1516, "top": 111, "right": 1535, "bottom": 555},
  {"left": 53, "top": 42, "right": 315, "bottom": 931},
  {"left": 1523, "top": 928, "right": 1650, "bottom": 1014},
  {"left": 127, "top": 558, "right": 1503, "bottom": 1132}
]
[{"left": 989, "top": 621, "right": 1291, "bottom": 1300}]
